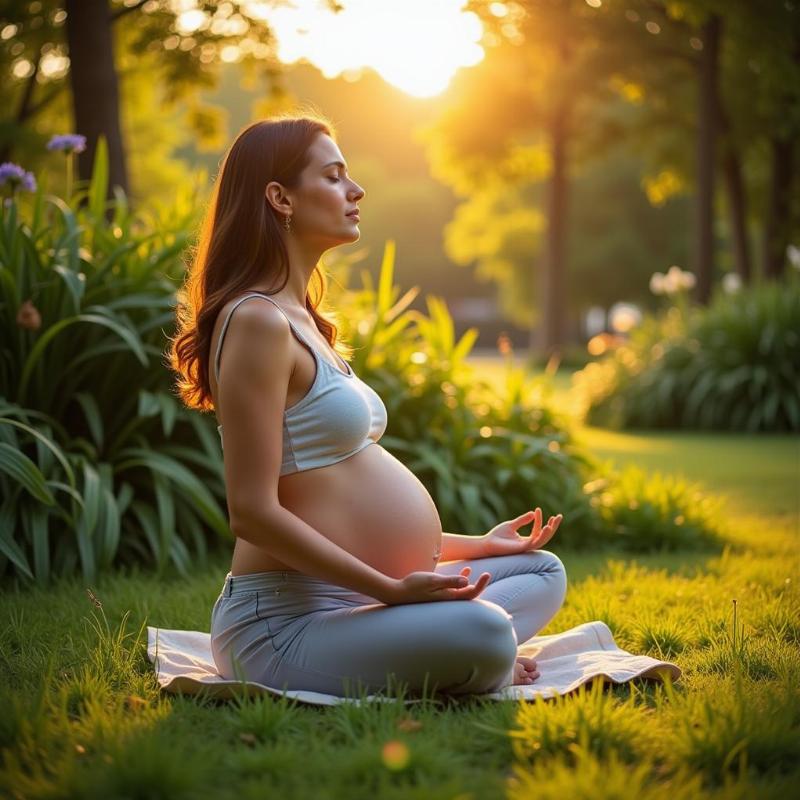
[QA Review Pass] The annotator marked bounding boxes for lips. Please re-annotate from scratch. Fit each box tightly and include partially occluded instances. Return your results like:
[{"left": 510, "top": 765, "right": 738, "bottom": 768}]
[{"left": 346, "top": 209, "right": 360, "bottom": 219}]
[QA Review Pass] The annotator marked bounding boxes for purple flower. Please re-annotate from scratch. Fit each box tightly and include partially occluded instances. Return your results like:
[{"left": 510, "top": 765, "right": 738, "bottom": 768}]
[
  {"left": 46, "top": 134, "right": 87, "bottom": 154},
  {"left": 0, "top": 162, "right": 37, "bottom": 192}
]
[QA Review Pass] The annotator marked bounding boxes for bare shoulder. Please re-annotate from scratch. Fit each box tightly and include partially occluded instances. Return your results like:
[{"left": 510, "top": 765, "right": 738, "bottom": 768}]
[
  {"left": 214, "top": 296, "right": 293, "bottom": 380},
  {"left": 217, "top": 293, "right": 289, "bottom": 335}
]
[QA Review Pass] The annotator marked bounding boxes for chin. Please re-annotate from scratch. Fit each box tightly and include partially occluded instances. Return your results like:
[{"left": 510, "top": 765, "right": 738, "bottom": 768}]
[{"left": 322, "top": 230, "right": 359, "bottom": 248}]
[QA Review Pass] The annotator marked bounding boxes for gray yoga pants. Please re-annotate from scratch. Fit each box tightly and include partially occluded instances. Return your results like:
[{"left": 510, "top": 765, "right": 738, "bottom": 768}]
[{"left": 210, "top": 549, "right": 568, "bottom": 698}]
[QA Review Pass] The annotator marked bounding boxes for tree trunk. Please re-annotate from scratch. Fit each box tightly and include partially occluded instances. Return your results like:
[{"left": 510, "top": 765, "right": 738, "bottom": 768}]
[
  {"left": 718, "top": 91, "right": 751, "bottom": 284},
  {"left": 534, "top": 101, "right": 569, "bottom": 360},
  {"left": 64, "top": 0, "right": 129, "bottom": 198},
  {"left": 694, "top": 13, "right": 722, "bottom": 304},
  {"left": 721, "top": 144, "right": 751, "bottom": 283},
  {"left": 762, "top": 135, "right": 794, "bottom": 279}
]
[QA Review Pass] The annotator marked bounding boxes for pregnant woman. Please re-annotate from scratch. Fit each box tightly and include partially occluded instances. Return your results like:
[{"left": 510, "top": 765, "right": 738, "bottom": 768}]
[{"left": 169, "top": 113, "right": 567, "bottom": 699}]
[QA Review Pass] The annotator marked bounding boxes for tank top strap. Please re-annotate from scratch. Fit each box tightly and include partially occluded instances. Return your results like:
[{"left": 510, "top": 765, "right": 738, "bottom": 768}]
[
  {"left": 248, "top": 292, "right": 352, "bottom": 376},
  {"left": 246, "top": 292, "right": 314, "bottom": 348},
  {"left": 213, "top": 292, "right": 313, "bottom": 384}
]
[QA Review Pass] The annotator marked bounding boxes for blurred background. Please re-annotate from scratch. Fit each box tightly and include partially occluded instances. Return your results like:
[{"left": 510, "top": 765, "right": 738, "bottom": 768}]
[{"left": 5, "top": 0, "right": 797, "bottom": 361}]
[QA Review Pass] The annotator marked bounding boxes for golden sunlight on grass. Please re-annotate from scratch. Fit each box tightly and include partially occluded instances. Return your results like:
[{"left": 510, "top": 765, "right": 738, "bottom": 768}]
[{"left": 573, "top": 427, "right": 673, "bottom": 455}]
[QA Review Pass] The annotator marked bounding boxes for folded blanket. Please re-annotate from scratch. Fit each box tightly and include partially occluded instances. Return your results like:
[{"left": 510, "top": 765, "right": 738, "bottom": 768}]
[{"left": 146, "top": 620, "right": 680, "bottom": 706}]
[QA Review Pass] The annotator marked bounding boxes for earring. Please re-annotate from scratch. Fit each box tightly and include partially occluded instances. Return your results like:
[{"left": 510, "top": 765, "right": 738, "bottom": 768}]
[{"left": 283, "top": 214, "right": 292, "bottom": 232}]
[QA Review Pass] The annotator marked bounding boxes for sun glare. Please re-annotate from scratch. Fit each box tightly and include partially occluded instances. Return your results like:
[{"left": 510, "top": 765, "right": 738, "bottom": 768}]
[{"left": 254, "top": 0, "right": 486, "bottom": 97}]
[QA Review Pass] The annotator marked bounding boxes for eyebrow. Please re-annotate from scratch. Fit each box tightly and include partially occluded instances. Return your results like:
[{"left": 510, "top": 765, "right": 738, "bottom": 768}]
[{"left": 323, "top": 160, "right": 348, "bottom": 171}]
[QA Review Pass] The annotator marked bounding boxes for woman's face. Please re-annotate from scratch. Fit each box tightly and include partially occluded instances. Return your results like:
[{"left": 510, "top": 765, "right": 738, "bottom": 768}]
[{"left": 270, "top": 133, "right": 365, "bottom": 246}]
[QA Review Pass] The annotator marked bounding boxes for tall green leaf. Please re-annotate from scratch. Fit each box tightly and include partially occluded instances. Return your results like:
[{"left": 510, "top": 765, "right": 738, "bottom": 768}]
[{"left": 0, "top": 443, "right": 54, "bottom": 505}]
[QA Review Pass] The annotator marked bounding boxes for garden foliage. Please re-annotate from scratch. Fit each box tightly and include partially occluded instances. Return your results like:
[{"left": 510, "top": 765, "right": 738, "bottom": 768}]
[
  {"left": 330, "top": 242, "right": 725, "bottom": 555},
  {"left": 0, "top": 140, "right": 228, "bottom": 585},
  {"left": 573, "top": 277, "right": 800, "bottom": 432},
  {"left": 0, "top": 154, "right": 725, "bottom": 586}
]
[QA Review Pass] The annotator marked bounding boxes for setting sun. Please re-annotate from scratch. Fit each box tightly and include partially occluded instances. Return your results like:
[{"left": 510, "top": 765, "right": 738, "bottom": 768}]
[{"left": 254, "top": 0, "right": 486, "bottom": 97}]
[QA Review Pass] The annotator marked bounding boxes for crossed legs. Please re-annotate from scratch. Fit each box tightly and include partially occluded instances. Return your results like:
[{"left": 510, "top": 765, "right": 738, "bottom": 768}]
[{"left": 256, "top": 549, "right": 568, "bottom": 697}]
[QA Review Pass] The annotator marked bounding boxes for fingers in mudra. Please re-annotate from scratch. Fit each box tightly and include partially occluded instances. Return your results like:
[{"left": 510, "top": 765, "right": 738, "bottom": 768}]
[{"left": 528, "top": 510, "right": 563, "bottom": 548}]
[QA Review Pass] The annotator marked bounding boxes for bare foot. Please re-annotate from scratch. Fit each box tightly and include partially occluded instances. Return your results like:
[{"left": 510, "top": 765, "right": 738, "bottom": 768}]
[{"left": 512, "top": 655, "right": 540, "bottom": 685}]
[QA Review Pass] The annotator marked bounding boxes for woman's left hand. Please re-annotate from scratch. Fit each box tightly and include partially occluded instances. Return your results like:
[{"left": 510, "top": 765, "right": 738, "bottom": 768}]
[{"left": 478, "top": 508, "right": 563, "bottom": 558}]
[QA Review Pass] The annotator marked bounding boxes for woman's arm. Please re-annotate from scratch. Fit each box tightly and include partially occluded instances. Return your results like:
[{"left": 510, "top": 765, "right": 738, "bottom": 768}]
[
  {"left": 439, "top": 532, "right": 486, "bottom": 562},
  {"left": 440, "top": 510, "right": 564, "bottom": 562}
]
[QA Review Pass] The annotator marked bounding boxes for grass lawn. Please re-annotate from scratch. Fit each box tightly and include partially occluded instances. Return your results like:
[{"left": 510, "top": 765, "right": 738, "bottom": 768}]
[{"left": 2, "top": 365, "right": 799, "bottom": 798}]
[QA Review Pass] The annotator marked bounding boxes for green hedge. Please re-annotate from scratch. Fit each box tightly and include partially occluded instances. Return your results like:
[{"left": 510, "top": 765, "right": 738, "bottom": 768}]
[{"left": 573, "top": 277, "right": 800, "bottom": 432}]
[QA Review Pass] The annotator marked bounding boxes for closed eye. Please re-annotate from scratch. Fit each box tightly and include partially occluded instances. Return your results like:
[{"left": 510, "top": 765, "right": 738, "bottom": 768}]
[{"left": 327, "top": 177, "right": 340, "bottom": 183}]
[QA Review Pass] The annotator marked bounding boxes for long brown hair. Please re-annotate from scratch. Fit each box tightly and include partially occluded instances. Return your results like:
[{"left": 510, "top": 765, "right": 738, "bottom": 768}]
[{"left": 169, "top": 112, "right": 348, "bottom": 412}]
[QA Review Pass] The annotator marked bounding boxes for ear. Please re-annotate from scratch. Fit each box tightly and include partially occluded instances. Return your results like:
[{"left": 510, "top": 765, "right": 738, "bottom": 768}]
[{"left": 265, "top": 180, "right": 292, "bottom": 216}]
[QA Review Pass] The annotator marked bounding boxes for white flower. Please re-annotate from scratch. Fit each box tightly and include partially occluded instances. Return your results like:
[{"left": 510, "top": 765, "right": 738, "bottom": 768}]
[
  {"left": 609, "top": 302, "right": 642, "bottom": 333},
  {"left": 722, "top": 272, "right": 742, "bottom": 294},
  {"left": 660, "top": 265, "right": 695, "bottom": 294},
  {"left": 666, "top": 265, "right": 683, "bottom": 280},
  {"left": 649, "top": 272, "right": 666, "bottom": 295},
  {"left": 663, "top": 265, "right": 684, "bottom": 294},
  {"left": 787, "top": 244, "right": 800, "bottom": 270}
]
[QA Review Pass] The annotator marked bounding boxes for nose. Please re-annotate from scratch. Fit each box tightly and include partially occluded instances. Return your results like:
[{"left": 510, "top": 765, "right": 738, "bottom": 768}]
[{"left": 349, "top": 181, "right": 365, "bottom": 201}]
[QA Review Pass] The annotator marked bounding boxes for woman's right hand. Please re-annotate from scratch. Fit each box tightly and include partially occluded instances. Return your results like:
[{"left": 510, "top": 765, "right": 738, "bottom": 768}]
[{"left": 380, "top": 566, "right": 491, "bottom": 605}]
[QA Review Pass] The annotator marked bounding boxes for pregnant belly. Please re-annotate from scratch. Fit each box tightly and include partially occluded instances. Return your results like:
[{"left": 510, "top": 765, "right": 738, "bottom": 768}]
[{"left": 232, "top": 443, "right": 444, "bottom": 581}]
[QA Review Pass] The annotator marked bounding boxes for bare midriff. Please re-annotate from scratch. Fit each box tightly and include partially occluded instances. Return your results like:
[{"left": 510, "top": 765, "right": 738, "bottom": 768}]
[{"left": 230, "top": 442, "right": 444, "bottom": 579}]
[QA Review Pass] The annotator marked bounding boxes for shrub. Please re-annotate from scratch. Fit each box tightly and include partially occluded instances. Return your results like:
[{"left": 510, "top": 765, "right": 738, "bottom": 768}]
[
  {"left": 572, "top": 276, "right": 800, "bottom": 431},
  {"left": 332, "top": 242, "right": 723, "bottom": 552},
  {"left": 0, "top": 139, "right": 228, "bottom": 586},
  {"left": 328, "top": 241, "right": 591, "bottom": 541},
  {"left": 583, "top": 465, "right": 725, "bottom": 552}
]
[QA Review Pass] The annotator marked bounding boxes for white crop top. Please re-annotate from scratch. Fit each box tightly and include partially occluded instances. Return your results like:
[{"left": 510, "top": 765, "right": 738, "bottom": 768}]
[{"left": 214, "top": 293, "right": 388, "bottom": 475}]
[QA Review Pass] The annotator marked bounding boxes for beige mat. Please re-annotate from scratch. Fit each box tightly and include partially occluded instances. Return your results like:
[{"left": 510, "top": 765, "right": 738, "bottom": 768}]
[{"left": 146, "top": 620, "right": 680, "bottom": 706}]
